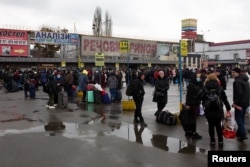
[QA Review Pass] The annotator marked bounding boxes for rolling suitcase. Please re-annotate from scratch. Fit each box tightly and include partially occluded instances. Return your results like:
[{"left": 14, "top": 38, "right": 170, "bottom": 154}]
[
  {"left": 58, "top": 92, "right": 68, "bottom": 108},
  {"left": 29, "top": 83, "right": 36, "bottom": 98},
  {"left": 87, "top": 90, "right": 94, "bottom": 103}
]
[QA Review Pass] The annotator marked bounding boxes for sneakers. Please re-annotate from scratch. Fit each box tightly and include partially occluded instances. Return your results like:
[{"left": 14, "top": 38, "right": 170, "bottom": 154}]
[
  {"left": 48, "top": 106, "right": 55, "bottom": 109},
  {"left": 191, "top": 132, "right": 202, "bottom": 139}
]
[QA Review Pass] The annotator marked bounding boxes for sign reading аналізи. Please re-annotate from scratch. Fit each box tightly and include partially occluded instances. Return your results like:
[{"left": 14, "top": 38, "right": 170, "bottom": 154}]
[{"left": 35, "top": 31, "right": 79, "bottom": 45}]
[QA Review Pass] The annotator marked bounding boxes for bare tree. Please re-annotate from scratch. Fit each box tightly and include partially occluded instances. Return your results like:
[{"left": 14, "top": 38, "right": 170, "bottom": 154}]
[
  {"left": 104, "top": 11, "right": 112, "bottom": 37},
  {"left": 92, "top": 7, "right": 102, "bottom": 36},
  {"left": 92, "top": 7, "right": 113, "bottom": 37}
]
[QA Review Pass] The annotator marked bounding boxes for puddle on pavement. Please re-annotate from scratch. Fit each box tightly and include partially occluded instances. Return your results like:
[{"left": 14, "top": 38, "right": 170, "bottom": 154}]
[
  {"left": 0, "top": 120, "right": 208, "bottom": 155},
  {"left": 0, "top": 102, "right": 207, "bottom": 154}
]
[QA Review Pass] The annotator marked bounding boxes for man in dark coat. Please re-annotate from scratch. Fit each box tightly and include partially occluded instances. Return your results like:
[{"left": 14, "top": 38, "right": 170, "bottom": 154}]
[{"left": 231, "top": 68, "right": 249, "bottom": 141}]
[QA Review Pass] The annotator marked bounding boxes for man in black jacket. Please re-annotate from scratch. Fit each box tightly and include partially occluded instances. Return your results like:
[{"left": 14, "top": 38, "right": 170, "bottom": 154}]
[{"left": 232, "top": 68, "right": 249, "bottom": 141}]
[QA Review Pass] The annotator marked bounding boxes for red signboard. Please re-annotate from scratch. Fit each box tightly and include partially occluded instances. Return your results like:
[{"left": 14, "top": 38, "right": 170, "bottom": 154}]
[
  {"left": 181, "top": 31, "right": 197, "bottom": 39},
  {"left": 0, "top": 29, "right": 29, "bottom": 57}
]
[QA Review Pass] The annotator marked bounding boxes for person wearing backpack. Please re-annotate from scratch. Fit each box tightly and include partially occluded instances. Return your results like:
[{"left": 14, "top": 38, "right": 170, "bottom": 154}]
[
  {"left": 231, "top": 68, "right": 249, "bottom": 142},
  {"left": 199, "top": 73, "right": 231, "bottom": 147}
]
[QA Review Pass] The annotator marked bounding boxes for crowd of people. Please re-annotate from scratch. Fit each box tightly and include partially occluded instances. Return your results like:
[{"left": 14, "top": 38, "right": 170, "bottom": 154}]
[{"left": 1, "top": 66, "right": 249, "bottom": 147}]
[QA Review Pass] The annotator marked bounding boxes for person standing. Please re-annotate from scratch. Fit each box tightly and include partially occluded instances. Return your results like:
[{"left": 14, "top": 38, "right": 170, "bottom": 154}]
[
  {"left": 185, "top": 72, "right": 203, "bottom": 139},
  {"left": 231, "top": 67, "right": 249, "bottom": 142},
  {"left": 107, "top": 72, "right": 118, "bottom": 103},
  {"left": 199, "top": 73, "right": 231, "bottom": 147},
  {"left": 47, "top": 74, "right": 57, "bottom": 109},
  {"left": 23, "top": 70, "right": 30, "bottom": 97},
  {"left": 78, "top": 69, "right": 89, "bottom": 102},
  {"left": 153, "top": 70, "right": 169, "bottom": 116},
  {"left": 64, "top": 69, "right": 74, "bottom": 98},
  {"left": 132, "top": 72, "right": 147, "bottom": 127}
]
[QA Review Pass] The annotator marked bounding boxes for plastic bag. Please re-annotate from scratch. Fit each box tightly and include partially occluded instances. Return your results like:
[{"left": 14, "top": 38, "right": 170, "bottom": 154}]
[{"left": 223, "top": 111, "right": 237, "bottom": 139}]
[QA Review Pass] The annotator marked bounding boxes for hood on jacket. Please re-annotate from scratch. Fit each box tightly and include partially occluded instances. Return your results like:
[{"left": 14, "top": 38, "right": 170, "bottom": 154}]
[{"left": 237, "top": 73, "right": 249, "bottom": 82}]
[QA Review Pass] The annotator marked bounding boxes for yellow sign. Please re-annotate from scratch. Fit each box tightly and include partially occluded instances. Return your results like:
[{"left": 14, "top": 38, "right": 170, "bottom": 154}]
[
  {"left": 95, "top": 53, "right": 105, "bottom": 66},
  {"left": 61, "top": 61, "right": 66, "bottom": 67},
  {"left": 180, "top": 40, "right": 188, "bottom": 56},
  {"left": 14, "top": 49, "right": 25, "bottom": 54},
  {"left": 80, "top": 62, "right": 84, "bottom": 68},
  {"left": 115, "top": 63, "right": 119, "bottom": 68},
  {"left": 181, "top": 19, "right": 197, "bottom": 28},
  {"left": 119, "top": 40, "right": 129, "bottom": 53},
  {"left": 148, "top": 63, "right": 151, "bottom": 67}
]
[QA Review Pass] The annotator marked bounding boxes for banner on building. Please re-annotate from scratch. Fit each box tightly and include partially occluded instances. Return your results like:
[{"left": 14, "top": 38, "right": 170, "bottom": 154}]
[
  {"left": 35, "top": 31, "right": 79, "bottom": 45},
  {"left": 0, "top": 29, "right": 29, "bottom": 56},
  {"left": 82, "top": 36, "right": 157, "bottom": 57}
]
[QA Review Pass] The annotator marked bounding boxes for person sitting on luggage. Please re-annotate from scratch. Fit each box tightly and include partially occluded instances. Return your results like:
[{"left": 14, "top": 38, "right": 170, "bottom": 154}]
[{"left": 47, "top": 74, "right": 57, "bottom": 109}]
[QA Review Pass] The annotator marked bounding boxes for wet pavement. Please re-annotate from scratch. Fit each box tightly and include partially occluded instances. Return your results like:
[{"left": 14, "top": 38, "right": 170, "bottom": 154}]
[{"left": 0, "top": 78, "right": 249, "bottom": 167}]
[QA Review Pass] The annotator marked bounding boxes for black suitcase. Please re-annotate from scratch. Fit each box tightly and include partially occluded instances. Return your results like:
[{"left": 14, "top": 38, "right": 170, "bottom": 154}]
[
  {"left": 58, "top": 92, "right": 68, "bottom": 108},
  {"left": 94, "top": 90, "right": 102, "bottom": 104},
  {"left": 156, "top": 110, "right": 177, "bottom": 125}
]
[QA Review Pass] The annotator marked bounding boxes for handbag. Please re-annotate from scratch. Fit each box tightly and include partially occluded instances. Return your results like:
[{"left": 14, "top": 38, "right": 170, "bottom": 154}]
[{"left": 155, "top": 91, "right": 165, "bottom": 97}]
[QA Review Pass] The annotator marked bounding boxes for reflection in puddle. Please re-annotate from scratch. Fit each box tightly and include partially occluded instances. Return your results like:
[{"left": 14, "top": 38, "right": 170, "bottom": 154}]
[
  {"left": 109, "top": 124, "right": 208, "bottom": 154},
  {"left": 0, "top": 121, "right": 208, "bottom": 154}
]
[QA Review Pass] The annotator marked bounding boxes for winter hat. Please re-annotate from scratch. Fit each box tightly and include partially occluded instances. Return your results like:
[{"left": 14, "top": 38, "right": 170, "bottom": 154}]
[
  {"left": 82, "top": 70, "right": 88, "bottom": 75},
  {"left": 232, "top": 67, "right": 241, "bottom": 74}
]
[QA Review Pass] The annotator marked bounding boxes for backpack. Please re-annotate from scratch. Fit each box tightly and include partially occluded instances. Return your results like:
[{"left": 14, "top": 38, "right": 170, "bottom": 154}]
[
  {"left": 126, "top": 82, "right": 134, "bottom": 96},
  {"left": 43, "top": 83, "right": 49, "bottom": 94},
  {"left": 204, "top": 87, "right": 222, "bottom": 112}
]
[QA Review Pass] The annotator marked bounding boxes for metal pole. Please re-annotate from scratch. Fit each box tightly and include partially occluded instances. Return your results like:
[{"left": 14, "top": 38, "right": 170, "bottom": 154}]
[{"left": 178, "top": 42, "right": 183, "bottom": 111}]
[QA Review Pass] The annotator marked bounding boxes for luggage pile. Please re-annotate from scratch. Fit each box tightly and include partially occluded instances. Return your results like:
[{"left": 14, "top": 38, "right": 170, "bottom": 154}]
[{"left": 86, "top": 84, "right": 112, "bottom": 104}]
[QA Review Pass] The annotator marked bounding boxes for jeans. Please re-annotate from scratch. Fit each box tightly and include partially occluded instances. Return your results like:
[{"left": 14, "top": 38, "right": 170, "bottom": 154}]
[
  {"left": 234, "top": 107, "right": 247, "bottom": 138},
  {"left": 109, "top": 88, "right": 116, "bottom": 102}
]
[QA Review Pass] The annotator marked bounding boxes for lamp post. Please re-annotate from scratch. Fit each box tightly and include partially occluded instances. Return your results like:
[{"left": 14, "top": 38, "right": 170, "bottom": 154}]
[
  {"left": 92, "top": 20, "right": 111, "bottom": 83},
  {"left": 201, "top": 30, "right": 210, "bottom": 68}
]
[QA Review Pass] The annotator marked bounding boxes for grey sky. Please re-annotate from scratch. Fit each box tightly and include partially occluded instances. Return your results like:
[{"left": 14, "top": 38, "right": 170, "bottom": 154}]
[{"left": 1, "top": 0, "right": 250, "bottom": 42}]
